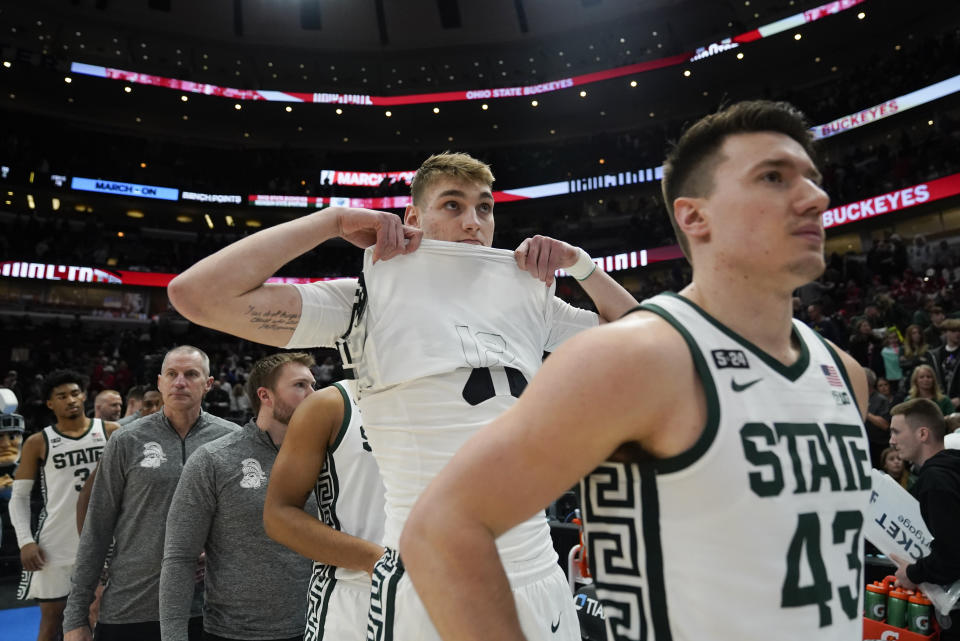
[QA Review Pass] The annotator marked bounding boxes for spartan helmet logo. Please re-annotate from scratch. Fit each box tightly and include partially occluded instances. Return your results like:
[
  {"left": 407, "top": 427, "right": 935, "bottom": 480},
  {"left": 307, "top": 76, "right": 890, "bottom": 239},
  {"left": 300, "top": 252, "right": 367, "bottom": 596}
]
[
  {"left": 140, "top": 441, "right": 167, "bottom": 468},
  {"left": 240, "top": 458, "right": 266, "bottom": 489}
]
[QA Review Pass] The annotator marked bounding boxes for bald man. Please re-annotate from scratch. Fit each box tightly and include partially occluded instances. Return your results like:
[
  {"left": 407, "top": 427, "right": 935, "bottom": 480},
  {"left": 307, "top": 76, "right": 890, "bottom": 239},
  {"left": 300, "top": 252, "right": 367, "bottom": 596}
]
[{"left": 93, "top": 391, "right": 123, "bottom": 423}]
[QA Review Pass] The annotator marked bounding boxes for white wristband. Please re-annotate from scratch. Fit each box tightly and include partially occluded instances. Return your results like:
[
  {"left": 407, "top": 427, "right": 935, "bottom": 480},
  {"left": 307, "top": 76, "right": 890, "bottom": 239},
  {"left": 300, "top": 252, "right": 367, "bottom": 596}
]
[{"left": 566, "top": 247, "right": 597, "bottom": 281}]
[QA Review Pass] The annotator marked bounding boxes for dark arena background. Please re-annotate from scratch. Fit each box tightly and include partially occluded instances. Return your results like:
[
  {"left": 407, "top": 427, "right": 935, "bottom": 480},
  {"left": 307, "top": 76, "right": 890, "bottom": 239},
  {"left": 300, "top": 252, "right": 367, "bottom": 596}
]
[{"left": 1, "top": 0, "right": 959, "bottom": 638}]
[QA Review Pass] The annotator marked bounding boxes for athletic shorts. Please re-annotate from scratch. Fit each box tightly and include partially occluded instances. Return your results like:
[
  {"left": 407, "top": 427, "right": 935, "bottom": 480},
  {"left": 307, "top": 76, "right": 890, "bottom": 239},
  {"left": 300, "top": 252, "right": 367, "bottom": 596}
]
[
  {"left": 305, "top": 570, "right": 372, "bottom": 641},
  {"left": 17, "top": 563, "right": 73, "bottom": 600},
  {"left": 366, "top": 548, "right": 580, "bottom": 641}
]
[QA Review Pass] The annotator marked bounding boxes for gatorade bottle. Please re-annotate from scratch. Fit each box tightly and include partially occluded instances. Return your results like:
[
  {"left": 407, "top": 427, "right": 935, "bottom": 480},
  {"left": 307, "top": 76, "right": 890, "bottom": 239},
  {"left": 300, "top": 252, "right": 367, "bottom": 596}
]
[
  {"left": 864, "top": 580, "right": 889, "bottom": 621},
  {"left": 907, "top": 592, "right": 933, "bottom": 635},
  {"left": 887, "top": 586, "right": 909, "bottom": 629}
]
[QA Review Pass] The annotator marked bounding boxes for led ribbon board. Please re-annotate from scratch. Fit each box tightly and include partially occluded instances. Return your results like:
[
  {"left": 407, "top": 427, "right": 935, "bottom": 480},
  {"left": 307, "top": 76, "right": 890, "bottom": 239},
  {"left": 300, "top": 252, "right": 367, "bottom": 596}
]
[
  {"left": 320, "top": 169, "right": 417, "bottom": 187},
  {"left": 56, "top": 67, "right": 960, "bottom": 210},
  {"left": 181, "top": 191, "right": 243, "bottom": 204},
  {"left": 7, "top": 171, "right": 953, "bottom": 287},
  {"left": 5, "top": 162, "right": 958, "bottom": 290},
  {"left": 249, "top": 167, "right": 663, "bottom": 209},
  {"left": 69, "top": 0, "right": 865, "bottom": 107},
  {"left": 71, "top": 177, "right": 179, "bottom": 201},
  {"left": 0, "top": 262, "right": 342, "bottom": 287},
  {"left": 822, "top": 173, "right": 960, "bottom": 229},
  {"left": 812, "top": 74, "right": 960, "bottom": 140},
  {"left": 308, "top": 69, "right": 960, "bottom": 195}
]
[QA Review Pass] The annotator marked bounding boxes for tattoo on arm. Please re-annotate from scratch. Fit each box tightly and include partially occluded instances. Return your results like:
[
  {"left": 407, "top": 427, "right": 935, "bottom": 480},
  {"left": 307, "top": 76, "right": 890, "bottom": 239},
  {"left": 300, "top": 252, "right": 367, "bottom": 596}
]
[{"left": 245, "top": 306, "right": 300, "bottom": 332}]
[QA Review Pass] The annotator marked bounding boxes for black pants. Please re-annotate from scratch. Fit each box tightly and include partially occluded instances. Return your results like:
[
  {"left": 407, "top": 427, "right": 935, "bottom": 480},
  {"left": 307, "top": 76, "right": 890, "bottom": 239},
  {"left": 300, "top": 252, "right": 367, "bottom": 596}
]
[
  {"left": 94, "top": 617, "right": 203, "bottom": 641},
  {"left": 203, "top": 633, "right": 302, "bottom": 641}
]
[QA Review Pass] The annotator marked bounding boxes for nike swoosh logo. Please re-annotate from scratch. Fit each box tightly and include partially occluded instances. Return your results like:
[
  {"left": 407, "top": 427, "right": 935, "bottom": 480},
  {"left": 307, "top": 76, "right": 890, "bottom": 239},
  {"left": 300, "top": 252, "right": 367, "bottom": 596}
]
[
  {"left": 551, "top": 613, "right": 561, "bottom": 633},
  {"left": 731, "top": 378, "right": 762, "bottom": 392}
]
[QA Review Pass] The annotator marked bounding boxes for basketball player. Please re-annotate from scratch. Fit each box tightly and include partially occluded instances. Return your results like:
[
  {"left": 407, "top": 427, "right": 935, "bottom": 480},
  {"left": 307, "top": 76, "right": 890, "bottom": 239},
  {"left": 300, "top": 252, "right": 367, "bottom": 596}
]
[
  {"left": 115, "top": 386, "right": 143, "bottom": 426},
  {"left": 8, "top": 370, "right": 119, "bottom": 641},
  {"left": 159, "top": 352, "right": 318, "bottom": 641},
  {"left": 92, "top": 390, "right": 123, "bottom": 422},
  {"left": 167, "top": 152, "right": 637, "bottom": 641},
  {"left": 62, "top": 346, "right": 238, "bottom": 641},
  {"left": 140, "top": 388, "right": 163, "bottom": 417},
  {"left": 402, "top": 101, "right": 872, "bottom": 641},
  {"left": 263, "top": 375, "right": 385, "bottom": 641}
]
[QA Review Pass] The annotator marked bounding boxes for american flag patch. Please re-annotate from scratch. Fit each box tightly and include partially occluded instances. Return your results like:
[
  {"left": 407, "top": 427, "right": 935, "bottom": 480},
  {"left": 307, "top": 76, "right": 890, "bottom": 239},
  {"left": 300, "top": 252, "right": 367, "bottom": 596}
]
[{"left": 821, "top": 364, "right": 843, "bottom": 387}]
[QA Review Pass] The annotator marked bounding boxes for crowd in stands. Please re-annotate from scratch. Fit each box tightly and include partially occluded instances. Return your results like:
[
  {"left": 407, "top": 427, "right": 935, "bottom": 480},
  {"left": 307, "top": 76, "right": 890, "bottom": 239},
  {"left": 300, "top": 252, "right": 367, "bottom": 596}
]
[
  {"left": 0, "top": 314, "right": 343, "bottom": 434},
  {"left": 797, "top": 234, "right": 960, "bottom": 472},
  {"left": 2, "top": 230, "right": 959, "bottom": 442}
]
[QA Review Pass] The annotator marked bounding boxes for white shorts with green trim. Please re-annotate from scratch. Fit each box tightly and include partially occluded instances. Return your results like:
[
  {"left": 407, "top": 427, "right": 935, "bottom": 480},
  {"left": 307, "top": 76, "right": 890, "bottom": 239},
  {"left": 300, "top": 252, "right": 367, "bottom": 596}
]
[
  {"left": 18, "top": 563, "right": 73, "bottom": 600},
  {"left": 366, "top": 548, "right": 580, "bottom": 641},
  {"left": 305, "top": 563, "right": 371, "bottom": 641}
]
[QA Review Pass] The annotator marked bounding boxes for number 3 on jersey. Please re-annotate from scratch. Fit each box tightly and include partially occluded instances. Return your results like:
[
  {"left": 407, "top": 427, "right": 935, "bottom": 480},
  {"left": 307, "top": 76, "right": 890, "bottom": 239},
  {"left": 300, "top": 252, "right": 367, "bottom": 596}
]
[
  {"left": 73, "top": 466, "right": 91, "bottom": 492},
  {"left": 781, "top": 510, "right": 863, "bottom": 627}
]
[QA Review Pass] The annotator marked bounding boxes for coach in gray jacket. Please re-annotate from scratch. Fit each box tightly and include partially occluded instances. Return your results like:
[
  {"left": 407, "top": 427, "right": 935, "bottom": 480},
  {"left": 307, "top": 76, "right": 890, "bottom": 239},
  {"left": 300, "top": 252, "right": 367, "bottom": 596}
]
[
  {"left": 64, "top": 346, "right": 238, "bottom": 641},
  {"left": 159, "top": 353, "right": 318, "bottom": 641}
]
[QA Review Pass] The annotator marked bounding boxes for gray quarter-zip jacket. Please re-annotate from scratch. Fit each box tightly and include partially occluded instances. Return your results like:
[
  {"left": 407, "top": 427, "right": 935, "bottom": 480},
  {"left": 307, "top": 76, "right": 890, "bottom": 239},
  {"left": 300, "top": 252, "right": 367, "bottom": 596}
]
[
  {"left": 63, "top": 410, "right": 237, "bottom": 631},
  {"left": 159, "top": 420, "right": 315, "bottom": 641}
]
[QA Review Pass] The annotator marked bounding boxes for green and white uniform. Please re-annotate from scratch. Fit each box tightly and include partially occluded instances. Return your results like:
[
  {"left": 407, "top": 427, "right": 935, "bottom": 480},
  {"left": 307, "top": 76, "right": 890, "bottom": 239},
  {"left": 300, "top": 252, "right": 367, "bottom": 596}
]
[
  {"left": 287, "top": 241, "right": 596, "bottom": 641},
  {"left": 18, "top": 419, "right": 106, "bottom": 600},
  {"left": 305, "top": 380, "right": 385, "bottom": 641},
  {"left": 582, "top": 293, "right": 871, "bottom": 641}
]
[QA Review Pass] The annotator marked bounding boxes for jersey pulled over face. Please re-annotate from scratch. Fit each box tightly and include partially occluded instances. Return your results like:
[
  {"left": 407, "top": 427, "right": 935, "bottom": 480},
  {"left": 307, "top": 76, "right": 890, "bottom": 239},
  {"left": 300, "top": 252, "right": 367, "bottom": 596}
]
[{"left": 406, "top": 177, "right": 495, "bottom": 247}]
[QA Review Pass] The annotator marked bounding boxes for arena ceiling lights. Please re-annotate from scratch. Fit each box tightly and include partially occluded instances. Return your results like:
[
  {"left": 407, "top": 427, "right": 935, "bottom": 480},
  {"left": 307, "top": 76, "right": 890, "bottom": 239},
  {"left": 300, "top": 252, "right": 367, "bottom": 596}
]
[
  {"left": 275, "top": 71, "right": 960, "bottom": 201},
  {"left": 68, "top": 0, "right": 866, "bottom": 108},
  {"left": 5, "top": 70, "right": 957, "bottom": 212}
]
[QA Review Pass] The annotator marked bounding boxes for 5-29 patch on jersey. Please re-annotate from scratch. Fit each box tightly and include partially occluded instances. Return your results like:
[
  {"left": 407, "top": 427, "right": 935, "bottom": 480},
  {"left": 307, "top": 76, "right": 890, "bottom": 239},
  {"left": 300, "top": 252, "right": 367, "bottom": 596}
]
[{"left": 712, "top": 349, "right": 749, "bottom": 369}]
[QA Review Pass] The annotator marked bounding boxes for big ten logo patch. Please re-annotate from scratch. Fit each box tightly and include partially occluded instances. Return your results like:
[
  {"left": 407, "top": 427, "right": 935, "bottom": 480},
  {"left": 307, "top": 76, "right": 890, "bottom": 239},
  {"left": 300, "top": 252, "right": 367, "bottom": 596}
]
[{"left": 833, "top": 390, "right": 852, "bottom": 406}]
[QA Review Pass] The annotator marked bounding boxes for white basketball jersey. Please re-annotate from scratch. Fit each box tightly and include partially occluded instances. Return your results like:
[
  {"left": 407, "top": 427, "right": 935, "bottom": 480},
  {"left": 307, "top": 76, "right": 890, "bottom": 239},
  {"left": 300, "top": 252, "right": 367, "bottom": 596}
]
[
  {"left": 37, "top": 419, "right": 107, "bottom": 565},
  {"left": 353, "top": 241, "right": 573, "bottom": 582},
  {"left": 349, "top": 239, "right": 555, "bottom": 394},
  {"left": 582, "top": 293, "right": 871, "bottom": 641},
  {"left": 314, "top": 380, "right": 385, "bottom": 584}
]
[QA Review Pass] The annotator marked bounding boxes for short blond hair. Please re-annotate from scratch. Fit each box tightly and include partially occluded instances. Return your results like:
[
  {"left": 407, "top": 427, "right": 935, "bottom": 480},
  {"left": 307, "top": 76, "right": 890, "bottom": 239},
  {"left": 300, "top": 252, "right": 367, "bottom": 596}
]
[
  {"left": 410, "top": 152, "right": 494, "bottom": 206},
  {"left": 245, "top": 352, "right": 315, "bottom": 415}
]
